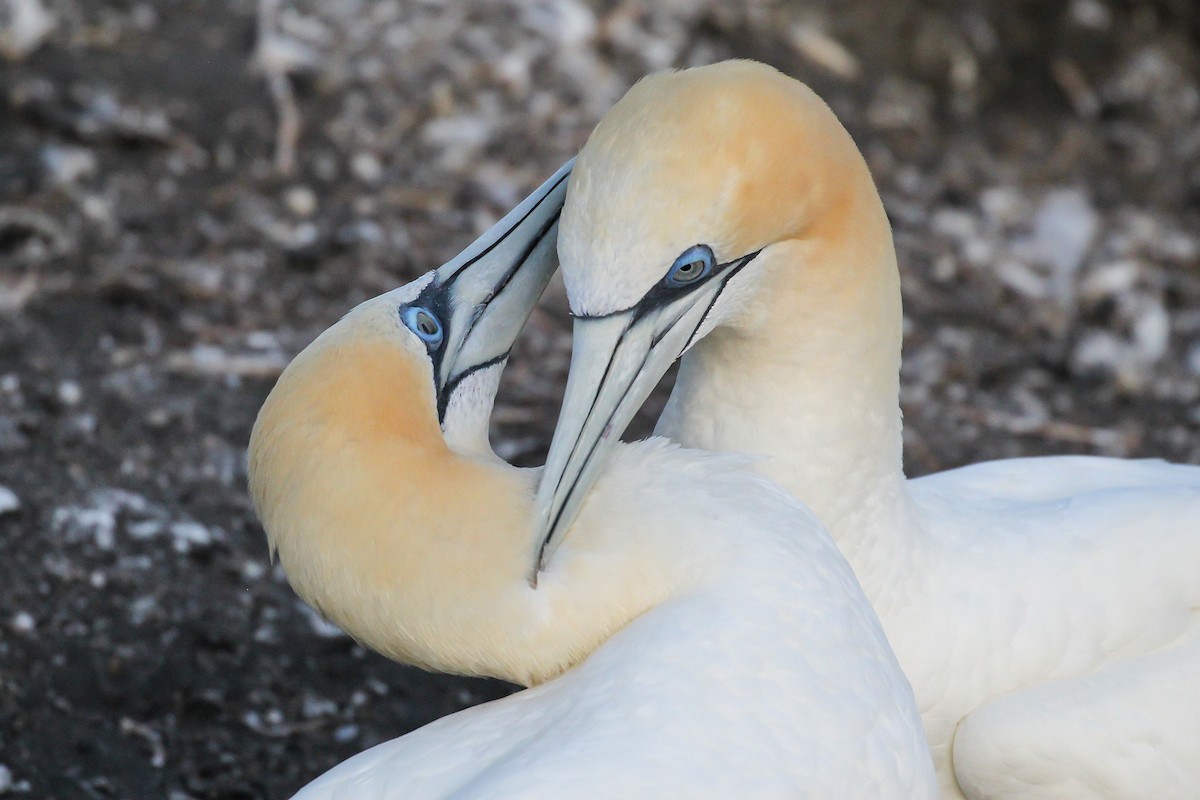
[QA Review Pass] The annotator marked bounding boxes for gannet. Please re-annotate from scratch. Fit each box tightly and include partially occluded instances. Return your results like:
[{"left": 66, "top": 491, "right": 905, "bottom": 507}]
[
  {"left": 532, "top": 60, "right": 1200, "bottom": 799},
  {"left": 247, "top": 162, "right": 937, "bottom": 799}
]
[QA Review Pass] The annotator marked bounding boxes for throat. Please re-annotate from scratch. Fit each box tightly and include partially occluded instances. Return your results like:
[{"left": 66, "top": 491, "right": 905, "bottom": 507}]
[
  {"left": 655, "top": 234, "right": 921, "bottom": 578},
  {"left": 658, "top": 330, "right": 904, "bottom": 526}
]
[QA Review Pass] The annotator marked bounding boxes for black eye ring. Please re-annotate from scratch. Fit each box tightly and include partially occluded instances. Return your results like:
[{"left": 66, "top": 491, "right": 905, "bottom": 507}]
[
  {"left": 663, "top": 245, "right": 715, "bottom": 288},
  {"left": 401, "top": 305, "right": 444, "bottom": 348}
]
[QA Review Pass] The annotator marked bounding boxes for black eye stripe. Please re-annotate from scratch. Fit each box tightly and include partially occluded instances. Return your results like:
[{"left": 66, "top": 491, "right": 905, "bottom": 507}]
[
  {"left": 575, "top": 249, "right": 761, "bottom": 322},
  {"left": 422, "top": 202, "right": 564, "bottom": 424}
]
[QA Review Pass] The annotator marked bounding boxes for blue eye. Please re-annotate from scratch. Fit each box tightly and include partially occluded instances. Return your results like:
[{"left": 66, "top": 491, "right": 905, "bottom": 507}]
[
  {"left": 401, "top": 306, "right": 444, "bottom": 347},
  {"left": 664, "top": 245, "right": 714, "bottom": 288}
]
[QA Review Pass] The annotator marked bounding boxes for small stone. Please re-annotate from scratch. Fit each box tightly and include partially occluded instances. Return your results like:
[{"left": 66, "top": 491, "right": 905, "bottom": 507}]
[
  {"left": 1132, "top": 302, "right": 1170, "bottom": 362},
  {"left": 931, "top": 208, "right": 978, "bottom": 241},
  {"left": 1070, "top": 0, "right": 1112, "bottom": 29},
  {"left": 350, "top": 152, "right": 383, "bottom": 184},
  {"left": 421, "top": 116, "right": 490, "bottom": 153},
  {"left": 996, "top": 260, "right": 1049, "bottom": 300},
  {"left": 81, "top": 194, "right": 113, "bottom": 225},
  {"left": 130, "top": 3, "right": 157, "bottom": 30},
  {"left": 0, "top": 0, "right": 56, "bottom": 60},
  {"left": 335, "top": 219, "right": 383, "bottom": 246},
  {"left": 313, "top": 152, "right": 339, "bottom": 182},
  {"left": 979, "top": 186, "right": 1022, "bottom": 226},
  {"left": 57, "top": 380, "right": 82, "bottom": 406},
  {"left": 297, "top": 602, "right": 346, "bottom": 639},
  {"left": 302, "top": 694, "right": 338, "bottom": 718},
  {"left": 1080, "top": 261, "right": 1140, "bottom": 303},
  {"left": 788, "top": 24, "right": 861, "bottom": 80},
  {"left": 11, "top": 611, "right": 35, "bottom": 633},
  {"left": 145, "top": 407, "right": 171, "bottom": 428},
  {"left": 1074, "top": 330, "right": 1125, "bottom": 372},
  {"left": 127, "top": 519, "right": 164, "bottom": 539},
  {"left": 284, "top": 185, "right": 317, "bottom": 217},
  {"left": 255, "top": 32, "right": 321, "bottom": 76},
  {"left": 245, "top": 331, "right": 279, "bottom": 350},
  {"left": 169, "top": 521, "right": 212, "bottom": 553},
  {"left": 41, "top": 145, "right": 97, "bottom": 185},
  {"left": 1026, "top": 190, "right": 1098, "bottom": 304},
  {"left": 1188, "top": 343, "right": 1200, "bottom": 376},
  {"left": 0, "top": 486, "right": 19, "bottom": 516},
  {"left": 128, "top": 595, "right": 157, "bottom": 625}
]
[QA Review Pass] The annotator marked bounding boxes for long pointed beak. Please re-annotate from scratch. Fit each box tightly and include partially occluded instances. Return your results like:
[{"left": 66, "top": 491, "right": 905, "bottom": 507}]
[
  {"left": 432, "top": 159, "right": 573, "bottom": 416},
  {"left": 529, "top": 273, "right": 736, "bottom": 574}
]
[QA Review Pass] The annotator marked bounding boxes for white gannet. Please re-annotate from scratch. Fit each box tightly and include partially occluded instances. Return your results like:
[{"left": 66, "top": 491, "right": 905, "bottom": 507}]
[
  {"left": 247, "top": 163, "right": 937, "bottom": 799},
  {"left": 532, "top": 60, "right": 1200, "bottom": 799}
]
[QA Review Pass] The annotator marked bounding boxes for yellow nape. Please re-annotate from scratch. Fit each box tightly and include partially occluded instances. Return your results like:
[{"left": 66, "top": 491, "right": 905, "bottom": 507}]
[
  {"left": 563, "top": 60, "right": 898, "bottom": 333},
  {"left": 548, "top": 60, "right": 907, "bottom": 537},
  {"left": 247, "top": 301, "right": 648, "bottom": 687}
]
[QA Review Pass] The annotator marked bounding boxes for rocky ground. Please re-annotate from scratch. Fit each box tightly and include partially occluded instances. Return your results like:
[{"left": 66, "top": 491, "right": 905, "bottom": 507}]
[{"left": 0, "top": 0, "right": 1197, "bottom": 797}]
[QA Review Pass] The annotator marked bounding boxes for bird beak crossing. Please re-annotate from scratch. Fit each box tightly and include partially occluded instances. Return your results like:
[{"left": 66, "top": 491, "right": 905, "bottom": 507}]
[
  {"left": 529, "top": 251, "right": 760, "bottom": 575},
  {"left": 430, "top": 159, "right": 573, "bottom": 420},
  {"left": 409, "top": 154, "right": 756, "bottom": 577}
]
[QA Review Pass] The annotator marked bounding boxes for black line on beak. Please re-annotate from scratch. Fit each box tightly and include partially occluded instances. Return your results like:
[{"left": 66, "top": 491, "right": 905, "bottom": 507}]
[
  {"left": 535, "top": 324, "right": 653, "bottom": 572},
  {"left": 441, "top": 171, "right": 571, "bottom": 289},
  {"left": 534, "top": 249, "right": 761, "bottom": 572},
  {"left": 437, "top": 349, "right": 511, "bottom": 422},
  {"left": 484, "top": 207, "right": 563, "bottom": 313},
  {"left": 433, "top": 207, "right": 564, "bottom": 424}
]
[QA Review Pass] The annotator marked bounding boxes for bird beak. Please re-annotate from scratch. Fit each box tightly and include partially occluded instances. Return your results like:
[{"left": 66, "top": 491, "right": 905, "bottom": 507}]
[
  {"left": 529, "top": 253, "right": 757, "bottom": 574},
  {"left": 432, "top": 159, "right": 573, "bottom": 419}
]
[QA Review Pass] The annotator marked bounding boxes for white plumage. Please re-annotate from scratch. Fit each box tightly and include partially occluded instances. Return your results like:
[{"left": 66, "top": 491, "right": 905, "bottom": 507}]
[
  {"left": 899, "top": 456, "right": 1200, "bottom": 797},
  {"left": 292, "top": 441, "right": 937, "bottom": 800},
  {"left": 248, "top": 163, "right": 938, "bottom": 799},
  {"left": 535, "top": 60, "right": 1200, "bottom": 798}
]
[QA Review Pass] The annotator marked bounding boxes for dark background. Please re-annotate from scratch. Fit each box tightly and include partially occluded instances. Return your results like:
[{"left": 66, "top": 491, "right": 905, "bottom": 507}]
[{"left": 1, "top": 0, "right": 1198, "bottom": 797}]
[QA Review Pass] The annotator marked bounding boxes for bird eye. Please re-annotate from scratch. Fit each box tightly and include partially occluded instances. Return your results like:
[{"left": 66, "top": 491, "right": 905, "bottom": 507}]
[
  {"left": 664, "top": 245, "right": 714, "bottom": 288},
  {"left": 401, "top": 306, "right": 444, "bottom": 347}
]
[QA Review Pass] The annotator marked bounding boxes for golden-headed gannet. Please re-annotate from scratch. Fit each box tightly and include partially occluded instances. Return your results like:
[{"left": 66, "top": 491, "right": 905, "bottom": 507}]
[
  {"left": 248, "top": 161, "right": 937, "bottom": 799},
  {"left": 532, "top": 60, "right": 1200, "bottom": 799}
]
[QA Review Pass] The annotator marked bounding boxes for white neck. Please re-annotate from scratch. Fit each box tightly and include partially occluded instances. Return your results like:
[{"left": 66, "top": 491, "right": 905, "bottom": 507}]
[{"left": 655, "top": 202, "right": 926, "bottom": 591}]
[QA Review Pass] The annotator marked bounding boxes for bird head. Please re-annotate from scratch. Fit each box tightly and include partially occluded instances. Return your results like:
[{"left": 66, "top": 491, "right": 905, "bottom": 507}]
[
  {"left": 247, "top": 162, "right": 577, "bottom": 682},
  {"left": 532, "top": 61, "right": 895, "bottom": 567}
]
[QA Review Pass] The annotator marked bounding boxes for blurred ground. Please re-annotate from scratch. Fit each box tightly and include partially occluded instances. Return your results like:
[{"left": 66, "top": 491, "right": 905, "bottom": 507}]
[{"left": 0, "top": 0, "right": 1197, "bottom": 797}]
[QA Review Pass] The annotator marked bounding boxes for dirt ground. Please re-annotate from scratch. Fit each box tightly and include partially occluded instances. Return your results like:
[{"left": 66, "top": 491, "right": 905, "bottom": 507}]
[{"left": 0, "top": 0, "right": 1197, "bottom": 797}]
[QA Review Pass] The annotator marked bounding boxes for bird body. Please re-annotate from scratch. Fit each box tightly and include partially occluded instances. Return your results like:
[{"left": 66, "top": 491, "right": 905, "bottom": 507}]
[
  {"left": 898, "top": 457, "right": 1200, "bottom": 795},
  {"left": 249, "top": 160, "right": 937, "bottom": 798},
  {"left": 536, "top": 60, "right": 1200, "bottom": 798},
  {"left": 289, "top": 442, "right": 937, "bottom": 800}
]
